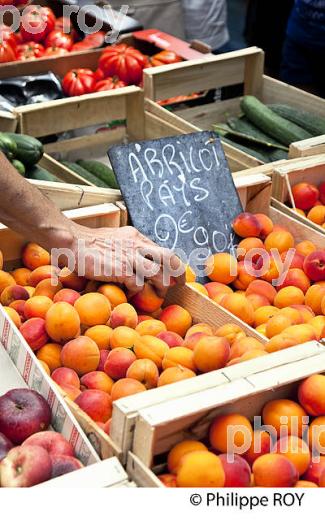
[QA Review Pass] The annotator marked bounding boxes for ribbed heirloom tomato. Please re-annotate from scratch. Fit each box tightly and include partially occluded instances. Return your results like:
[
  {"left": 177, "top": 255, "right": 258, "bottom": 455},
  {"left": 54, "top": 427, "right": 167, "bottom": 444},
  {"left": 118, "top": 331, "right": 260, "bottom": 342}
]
[
  {"left": 98, "top": 44, "right": 146, "bottom": 85},
  {"left": 94, "top": 77, "right": 127, "bottom": 92},
  {"left": 45, "top": 30, "right": 74, "bottom": 51},
  {"left": 62, "top": 68, "right": 96, "bottom": 97},
  {"left": 16, "top": 42, "right": 44, "bottom": 60},
  {"left": 0, "top": 41, "right": 16, "bottom": 63},
  {"left": 72, "top": 31, "right": 106, "bottom": 51},
  {"left": 0, "top": 24, "right": 17, "bottom": 49},
  {"left": 44, "top": 46, "right": 68, "bottom": 57},
  {"left": 20, "top": 6, "right": 55, "bottom": 42}
]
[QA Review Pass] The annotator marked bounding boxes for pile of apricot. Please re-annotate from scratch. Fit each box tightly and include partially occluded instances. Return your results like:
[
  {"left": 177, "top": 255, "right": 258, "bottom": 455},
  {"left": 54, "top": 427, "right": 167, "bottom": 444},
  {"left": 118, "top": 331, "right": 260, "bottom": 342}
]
[
  {"left": 290, "top": 181, "right": 325, "bottom": 227},
  {"left": 159, "top": 373, "right": 325, "bottom": 488}
]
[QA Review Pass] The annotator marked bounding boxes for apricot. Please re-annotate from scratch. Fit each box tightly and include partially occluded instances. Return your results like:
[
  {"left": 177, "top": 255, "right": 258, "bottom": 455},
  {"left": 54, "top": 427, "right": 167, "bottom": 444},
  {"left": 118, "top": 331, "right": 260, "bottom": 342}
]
[
  {"left": 131, "top": 283, "right": 164, "bottom": 313},
  {"left": 259, "top": 255, "right": 281, "bottom": 284},
  {"left": 320, "top": 470, "right": 325, "bottom": 487},
  {"left": 253, "top": 453, "right": 298, "bottom": 487},
  {"left": 110, "top": 378, "right": 146, "bottom": 401},
  {"left": 193, "top": 336, "right": 230, "bottom": 372},
  {"left": 206, "top": 252, "right": 237, "bottom": 284},
  {"left": 275, "top": 435, "right": 311, "bottom": 476},
  {"left": 264, "top": 230, "right": 295, "bottom": 253},
  {"left": 296, "top": 241, "right": 317, "bottom": 257},
  {"left": 305, "top": 286, "right": 325, "bottom": 316},
  {"left": 157, "top": 366, "right": 196, "bottom": 386},
  {"left": 84, "top": 325, "right": 112, "bottom": 350},
  {"left": 236, "top": 237, "right": 265, "bottom": 262},
  {"left": 295, "top": 480, "right": 318, "bottom": 488},
  {"left": 262, "top": 399, "right": 307, "bottom": 437},
  {"left": 22, "top": 242, "right": 50, "bottom": 270},
  {"left": 58, "top": 268, "right": 87, "bottom": 291},
  {"left": 238, "top": 349, "right": 268, "bottom": 362},
  {"left": 0, "top": 270, "right": 16, "bottom": 295},
  {"left": 104, "top": 347, "right": 136, "bottom": 379},
  {"left": 187, "top": 282, "right": 209, "bottom": 296},
  {"left": 62, "top": 384, "right": 82, "bottom": 401},
  {"left": 255, "top": 324, "right": 267, "bottom": 336},
  {"left": 204, "top": 282, "right": 233, "bottom": 299},
  {"left": 110, "top": 303, "right": 138, "bottom": 329},
  {"left": 308, "top": 417, "right": 325, "bottom": 454},
  {"left": 9, "top": 299, "right": 26, "bottom": 321},
  {"left": 280, "top": 306, "right": 303, "bottom": 325},
  {"left": 307, "top": 205, "right": 325, "bottom": 225},
  {"left": 45, "top": 302, "right": 80, "bottom": 343},
  {"left": 209, "top": 414, "right": 253, "bottom": 454},
  {"left": 80, "top": 371, "right": 114, "bottom": 394},
  {"left": 309, "top": 316, "right": 325, "bottom": 340},
  {"left": 97, "top": 350, "right": 109, "bottom": 372},
  {"left": 162, "top": 346, "right": 196, "bottom": 371},
  {"left": 3, "top": 306, "right": 21, "bottom": 328},
  {"left": 220, "top": 293, "right": 255, "bottom": 326},
  {"left": 265, "top": 333, "right": 297, "bottom": 353},
  {"left": 246, "top": 293, "right": 270, "bottom": 310},
  {"left": 52, "top": 367, "right": 80, "bottom": 388},
  {"left": 182, "top": 332, "right": 208, "bottom": 351},
  {"left": 159, "top": 305, "right": 192, "bottom": 337},
  {"left": 185, "top": 323, "right": 214, "bottom": 338},
  {"left": 38, "top": 360, "right": 51, "bottom": 376},
  {"left": 29, "top": 265, "right": 58, "bottom": 287},
  {"left": 255, "top": 213, "right": 273, "bottom": 239},
  {"left": 110, "top": 326, "right": 139, "bottom": 349},
  {"left": 254, "top": 305, "right": 279, "bottom": 327},
  {"left": 246, "top": 280, "right": 277, "bottom": 304},
  {"left": 244, "top": 431, "right": 272, "bottom": 466},
  {"left": 0, "top": 284, "right": 29, "bottom": 306},
  {"left": 20, "top": 317, "right": 48, "bottom": 350},
  {"left": 278, "top": 268, "right": 311, "bottom": 294},
  {"left": 274, "top": 286, "right": 305, "bottom": 308},
  {"left": 265, "top": 314, "right": 292, "bottom": 338},
  {"left": 167, "top": 440, "right": 208, "bottom": 474},
  {"left": 74, "top": 293, "right": 111, "bottom": 327},
  {"left": 280, "top": 250, "right": 304, "bottom": 270},
  {"left": 157, "top": 331, "right": 183, "bottom": 348},
  {"left": 11, "top": 267, "right": 31, "bottom": 286},
  {"left": 233, "top": 261, "right": 256, "bottom": 290},
  {"left": 229, "top": 337, "right": 265, "bottom": 361},
  {"left": 176, "top": 450, "right": 225, "bottom": 487},
  {"left": 126, "top": 359, "right": 159, "bottom": 389},
  {"left": 219, "top": 454, "right": 251, "bottom": 487},
  {"left": 34, "top": 278, "right": 63, "bottom": 299},
  {"left": 24, "top": 295, "right": 53, "bottom": 320},
  {"left": 135, "top": 319, "right": 166, "bottom": 337},
  {"left": 215, "top": 324, "right": 246, "bottom": 345},
  {"left": 61, "top": 336, "right": 100, "bottom": 376},
  {"left": 36, "top": 343, "right": 62, "bottom": 372},
  {"left": 213, "top": 293, "right": 228, "bottom": 305},
  {"left": 282, "top": 323, "right": 317, "bottom": 344},
  {"left": 75, "top": 389, "right": 112, "bottom": 423},
  {"left": 298, "top": 374, "right": 325, "bottom": 416},
  {"left": 98, "top": 283, "right": 127, "bottom": 309},
  {"left": 185, "top": 265, "right": 196, "bottom": 282},
  {"left": 232, "top": 212, "right": 261, "bottom": 238},
  {"left": 158, "top": 474, "right": 177, "bottom": 487},
  {"left": 303, "top": 456, "right": 325, "bottom": 485},
  {"left": 53, "top": 288, "right": 80, "bottom": 306},
  {"left": 134, "top": 335, "right": 169, "bottom": 369}
]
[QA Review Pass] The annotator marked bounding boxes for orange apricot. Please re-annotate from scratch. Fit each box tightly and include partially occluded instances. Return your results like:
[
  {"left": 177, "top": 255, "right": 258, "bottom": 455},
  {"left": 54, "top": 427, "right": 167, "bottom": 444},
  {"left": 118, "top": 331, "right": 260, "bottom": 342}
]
[
  {"left": 98, "top": 283, "right": 127, "bottom": 309},
  {"left": 219, "top": 293, "right": 255, "bottom": 326},
  {"left": 209, "top": 414, "right": 253, "bottom": 454},
  {"left": 135, "top": 319, "right": 166, "bottom": 337},
  {"left": 162, "top": 346, "right": 196, "bottom": 371},
  {"left": 204, "top": 282, "right": 233, "bottom": 299},
  {"left": 0, "top": 270, "right": 16, "bottom": 295},
  {"left": 262, "top": 399, "right": 307, "bottom": 437},
  {"left": 110, "top": 326, "right": 140, "bottom": 349},
  {"left": 126, "top": 359, "right": 159, "bottom": 389},
  {"left": 3, "top": 306, "right": 21, "bottom": 328},
  {"left": 131, "top": 283, "right": 164, "bottom": 313},
  {"left": 45, "top": 302, "right": 80, "bottom": 343},
  {"left": 176, "top": 451, "right": 225, "bottom": 487},
  {"left": 84, "top": 325, "right": 112, "bottom": 350},
  {"left": 254, "top": 305, "right": 279, "bottom": 327},
  {"left": 307, "top": 205, "right": 325, "bottom": 225},
  {"left": 274, "top": 286, "right": 305, "bottom": 308},
  {"left": 232, "top": 212, "right": 261, "bottom": 238},
  {"left": 305, "top": 285, "right": 325, "bottom": 315},
  {"left": 264, "top": 229, "right": 295, "bottom": 253},
  {"left": 215, "top": 323, "right": 246, "bottom": 345},
  {"left": 167, "top": 440, "right": 208, "bottom": 474},
  {"left": 36, "top": 343, "right": 62, "bottom": 372},
  {"left": 157, "top": 366, "right": 196, "bottom": 387},
  {"left": 246, "top": 280, "right": 277, "bottom": 304},
  {"left": 134, "top": 335, "right": 169, "bottom": 369},
  {"left": 229, "top": 337, "right": 265, "bottom": 360},
  {"left": 61, "top": 336, "right": 100, "bottom": 376},
  {"left": 205, "top": 252, "right": 238, "bottom": 284},
  {"left": 246, "top": 293, "right": 270, "bottom": 310},
  {"left": 34, "top": 278, "right": 63, "bottom": 299},
  {"left": 159, "top": 305, "right": 192, "bottom": 337},
  {"left": 110, "top": 378, "right": 146, "bottom": 401},
  {"left": 265, "top": 314, "right": 293, "bottom": 338},
  {"left": 74, "top": 293, "right": 111, "bottom": 327},
  {"left": 22, "top": 243, "right": 50, "bottom": 270},
  {"left": 275, "top": 435, "right": 311, "bottom": 476},
  {"left": 11, "top": 267, "right": 31, "bottom": 286},
  {"left": 24, "top": 295, "right": 53, "bottom": 320}
]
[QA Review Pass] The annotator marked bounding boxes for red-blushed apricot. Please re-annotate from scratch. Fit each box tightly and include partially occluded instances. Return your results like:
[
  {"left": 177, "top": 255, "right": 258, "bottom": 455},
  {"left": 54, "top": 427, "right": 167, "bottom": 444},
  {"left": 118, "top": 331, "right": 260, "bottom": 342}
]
[
  {"left": 254, "top": 305, "right": 279, "bottom": 327},
  {"left": 209, "top": 414, "right": 253, "bottom": 454},
  {"left": 97, "top": 350, "right": 109, "bottom": 372},
  {"left": 281, "top": 250, "right": 305, "bottom": 270},
  {"left": 74, "top": 293, "right": 111, "bottom": 327},
  {"left": 246, "top": 293, "right": 270, "bottom": 310},
  {"left": 246, "top": 280, "right": 277, "bottom": 304},
  {"left": 233, "top": 261, "right": 256, "bottom": 290},
  {"left": 80, "top": 371, "right": 114, "bottom": 394},
  {"left": 29, "top": 265, "right": 58, "bottom": 288},
  {"left": 292, "top": 182, "right": 319, "bottom": 210},
  {"left": 109, "top": 326, "right": 139, "bottom": 349},
  {"left": 298, "top": 374, "right": 325, "bottom": 416},
  {"left": 214, "top": 324, "right": 246, "bottom": 345},
  {"left": 232, "top": 212, "right": 262, "bottom": 238},
  {"left": 244, "top": 431, "right": 272, "bottom": 466},
  {"left": 229, "top": 337, "right": 265, "bottom": 361},
  {"left": 34, "top": 278, "right": 63, "bottom": 299},
  {"left": 20, "top": 317, "right": 48, "bottom": 351},
  {"left": 110, "top": 303, "right": 138, "bottom": 329},
  {"left": 236, "top": 237, "right": 265, "bottom": 262},
  {"left": 307, "top": 417, "right": 325, "bottom": 454},
  {"left": 167, "top": 440, "right": 208, "bottom": 474},
  {"left": 304, "top": 250, "right": 325, "bottom": 282},
  {"left": 219, "top": 454, "right": 251, "bottom": 487},
  {"left": 110, "top": 378, "right": 146, "bottom": 401},
  {"left": 303, "top": 456, "right": 325, "bottom": 485},
  {"left": 36, "top": 343, "right": 62, "bottom": 372},
  {"left": 157, "top": 331, "right": 183, "bottom": 348},
  {"left": 58, "top": 268, "right": 87, "bottom": 291},
  {"left": 135, "top": 319, "right": 166, "bottom": 337},
  {"left": 219, "top": 293, "right": 255, "bottom": 326},
  {"left": 275, "top": 435, "right": 311, "bottom": 476},
  {"left": 45, "top": 302, "right": 80, "bottom": 343},
  {"left": 59, "top": 383, "right": 81, "bottom": 401},
  {"left": 53, "top": 288, "right": 80, "bottom": 306},
  {"left": 9, "top": 300, "right": 26, "bottom": 321},
  {"left": 11, "top": 267, "right": 31, "bottom": 286},
  {"left": 253, "top": 454, "right": 298, "bottom": 487},
  {"left": 131, "top": 283, "right": 164, "bottom": 313},
  {"left": 255, "top": 213, "right": 273, "bottom": 239},
  {"left": 176, "top": 451, "right": 225, "bottom": 487},
  {"left": 134, "top": 335, "right": 169, "bottom": 369},
  {"left": 98, "top": 283, "right": 127, "bottom": 308},
  {"left": 162, "top": 346, "right": 196, "bottom": 372},
  {"left": 185, "top": 323, "right": 214, "bottom": 338},
  {"left": 3, "top": 306, "right": 21, "bottom": 328},
  {"left": 104, "top": 347, "right": 136, "bottom": 379},
  {"left": 84, "top": 325, "right": 112, "bottom": 350},
  {"left": 206, "top": 252, "right": 238, "bottom": 284},
  {"left": 0, "top": 285, "right": 29, "bottom": 306},
  {"left": 158, "top": 474, "right": 178, "bottom": 487},
  {"left": 61, "top": 336, "right": 100, "bottom": 376},
  {"left": 265, "top": 314, "right": 293, "bottom": 338},
  {"left": 182, "top": 332, "right": 208, "bottom": 351},
  {"left": 296, "top": 241, "right": 317, "bottom": 257},
  {"left": 274, "top": 286, "right": 305, "bottom": 308},
  {"left": 320, "top": 469, "right": 325, "bottom": 487},
  {"left": 52, "top": 367, "right": 80, "bottom": 389},
  {"left": 295, "top": 480, "right": 318, "bottom": 488},
  {"left": 24, "top": 295, "right": 53, "bottom": 320},
  {"left": 159, "top": 305, "right": 192, "bottom": 337},
  {"left": 262, "top": 399, "right": 307, "bottom": 437},
  {"left": 75, "top": 389, "right": 112, "bottom": 422},
  {"left": 126, "top": 359, "right": 159, "bottom": 389},
  {"left": 204, "top": 281, "right": 233, "bottom": 299},
  {"left": 22, "top": 242, "right": 50, "bottom": 270},
  {"left": 277, "top": 268, "right": 311, "bottom": 294},
  {"left": 0, "top": 270, "right": 16, "bottom": 295},
  {"left": 193, "top": 336, "right": 230, "bottom": 372},
  {"left": 157, "top": 366, "right": 196, "bottom": 387}
]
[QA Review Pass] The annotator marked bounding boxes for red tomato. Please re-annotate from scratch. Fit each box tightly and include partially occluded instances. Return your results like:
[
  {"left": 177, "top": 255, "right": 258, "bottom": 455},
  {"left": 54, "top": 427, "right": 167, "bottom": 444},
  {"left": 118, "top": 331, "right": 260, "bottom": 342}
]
[
  {"left": 94, "top": 77, "right": 127, "bottom": 92},
  {"left": 62, "top": 68, "right": 96, "bottom": 97},
  {"left": 17, "top": 41, "right": 44, "bottom": 60},
  {"left": 0, "top": 41, "right": 16, "bottom": 63},
  {"left": 151, "top": 50, "right": 182, "bottom": 65},
  {"left": 45, "top": 30, "right": 73, "bottom": 51},
  {"left": 98, "top": 44, "right": 146, "bottom": 85},
  {"left": 55, "top": 17, "right": 78, "bottom": 41},
  {"left": 72, "top": 31, "right": 106, "bottom": 52},
  {"left": 20, "top": 6, "right": 55, "bottom": 42},
  {"left": 44, "top": 46, "right": 69, "bottom": 57},
  {"left": 94, "top": 68, "right": 105, "bottom": 82},
  {"left": 0, "top": 1, "right": 17, "bottom": 4},
  {"left": 0, "top": 24, "right": 17, "bottom": 48}
]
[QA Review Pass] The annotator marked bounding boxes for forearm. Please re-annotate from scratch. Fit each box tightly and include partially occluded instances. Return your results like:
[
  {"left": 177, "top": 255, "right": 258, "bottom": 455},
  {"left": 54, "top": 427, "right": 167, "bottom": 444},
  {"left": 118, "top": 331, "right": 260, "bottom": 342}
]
[{"left": 0, "top": 152, "right": 74, "bottom": 251}]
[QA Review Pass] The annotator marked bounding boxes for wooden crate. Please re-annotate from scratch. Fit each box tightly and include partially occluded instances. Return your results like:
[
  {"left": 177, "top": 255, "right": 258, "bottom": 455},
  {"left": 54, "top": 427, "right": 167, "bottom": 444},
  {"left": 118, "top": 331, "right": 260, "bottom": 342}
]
[
  {"left": 0, "top": 109, "right": 17, "bottom": 133},
  {"left": 289, "top": 135, "right": 325, "bottom": 159},
  {"left": 128, "top": 350, "right": 325, "bottom": 485},
  {"left": 143, "top": 47, "right": 325, "bottom": 171}
]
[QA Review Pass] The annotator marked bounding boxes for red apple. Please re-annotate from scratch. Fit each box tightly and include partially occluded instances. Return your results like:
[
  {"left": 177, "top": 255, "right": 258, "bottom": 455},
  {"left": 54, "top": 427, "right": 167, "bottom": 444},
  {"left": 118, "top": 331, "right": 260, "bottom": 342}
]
[
  {"left": 0, "top": 432, "right": 13, "bottom": 462},
  {"left": 0, "top": 389, "right": 51, "bottom": 444},
  {"left": 0, "top": 445, "right": 52, "bottom": 487},
  {"left": 22, "top": 431, "right": 74, "bottom": 457},
  {"left": 303, "top": 250, "right": 325, "bottom": 282},
  {"left": 51, "top": 455, "right": 83, "bottom": 478}
]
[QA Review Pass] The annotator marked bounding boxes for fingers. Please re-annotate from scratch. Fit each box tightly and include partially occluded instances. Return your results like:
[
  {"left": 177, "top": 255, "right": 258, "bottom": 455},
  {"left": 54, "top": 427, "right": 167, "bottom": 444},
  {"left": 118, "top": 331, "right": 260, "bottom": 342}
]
[{"left": 123, "top": 274, "right": 144, "bottom": 297}]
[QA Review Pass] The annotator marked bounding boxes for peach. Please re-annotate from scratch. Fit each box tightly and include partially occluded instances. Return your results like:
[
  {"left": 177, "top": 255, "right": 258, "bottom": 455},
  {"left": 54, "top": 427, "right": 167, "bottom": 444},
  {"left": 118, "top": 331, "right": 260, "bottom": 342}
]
[
  {"left": 246, "top": 280, "right": 277, "bottom": 304},
  {"left": 219, "top": 454, "right": 251, "bottom": 487},
  {"left": 309, "top": 316, "right": 325, "bottom": 340},
  {"left": 204, "top": 282, "right": 233, "bottom": 299},
  {"left": 20, "top": 317, "right": 48, "bottom": 351},
  {"left": 74, "top": 293, "right": 111, "bottom": 327},
  {"left": 22, "top": 243, "right": 50, "bottom": 270},
  {"left": 187, "top": 282, "right": 209, "bottom": 296},
  {"left": 36, "top": 343, "right": 62, "bottom": 372},
  {"left": 135, "top": 319, "right": 166, "bottom": 337},
  {"left": 244, "top": 431, "right": 272, "bottom": 466},
  {"left": 24, "top": 296, "right": 53, "bottom": 320},
  {"left": 84, "top": 325, "right": 112, "bottom": 350},
  {"left": 303, "top": 456, "right": 325, "bottom": 485},
  {"left": 0, "top": 270, "right": 16, "bottom": 295},
  {"left": 215, "top": 324, "right": 246, "bottom": 345},
  {"left": 232, "top": 212, "right": 262, "bottom": 238},
  {"left": 210, "top": 414, "right": 253, "bottom": 454},
  {"left": 51, "top": 367, "right": 80, "bottom": 389},
  {"left": 303, "top": 250, "right": 325, "bottom": 282},
  {"left": 45, "top": 302, "right": 80, "bottom": 343},
  {"left": 229, "top": 337, "right": 265, "bottom": 361},
  {"left": 75, "top": 389, "right": 112, "bottom": 423},
  {"left": 262, "top": 399, "right": 307, "bottom": 437},
  {"left": 298, "top": 374, "right": 325, "bottom": 416},
  {"left": 34, "top": 278, "right": 63, "bottom": 299},
  {"left": 157, "top": 366, "right": 196, "bottom": 386},
  {"left": 104, "top": 347, "right": 136, "bottom": 379},
  {"left": 98, "top": 283, "right": 127, "bottom": 309},
  {"left": 58, "top": 268, "right": 87, "bottom": 291},
  {"left": 159, "top": 305, "right": 192, "bottom": 337},
  {"left": 156, "top": 331, "right": 183, "bottom": 348},
  {"left": 185, "top": 323, "right": 214, "bottom": 338},
  {"left": 264, "top": 229, "right": 295, "bottom": 254},
  {"left": 206, "top": 252, "right": 237, "bottom": 284},
  {"left": 193, "top": 336, "right": 230, "bottom": 372},
  {"left": 110, "top": 378, "right": 146, "bottom": 401},
  {"left": 265, "top": 314, "right": 293, "bottom": 338},
  {"left": 233, "top": 261, "right": 256, "bottom": 290},
  {"left": 167, "top": 440, "right": 208, "bottom": 474},
  {"left": 126, "top": 359, "right": 159, "bottom": 389},
  {"left": 97, "top": 350, "right": 109, "bottom": 372},
  {"left": 29, "top": 265, "right": 58, "bottom": 287},
  {"left": 255, "top": 213, "right": 273, "bottom": 239},
  {"left": 274, "top": 286, "right": 305, "bottom": 308},
  {"left": 236, "top": 237, "right": 265, "bottom": 262},
  {"left": 0, "top": 284, "right": 29, "bottom": 306},
  {"left": 254, "top": 305, "right": 279, "bottom": 327},
  {"left": 275, "top": 435, "right": 311, "bottom": 476},
  {"left": 3, "top": 306, "right": 21, "bottom": 328},
  {"left": 110, "top": 303, "right": 138, "bottom": 329},
  {"left": 246, "top": 293, "right": 270, "bottom": 310},
  {"left": 134, "top": 335, "right": 169, "bottom": 369},
  {"left": 296, "top": 241, "right": 317, "bottom": 257},
  {"left": 307, "top": 205, "right": 325, "bottom": 225},
  {"left": 61, "top": 336, "right": 100, "bottom": 376},
  {"left": 295, "top": 480, "right": 318, "bottom": 488},
  {"left": 131, "top": 283, "right": 164, "bottom": 313},
  {"left": 185, "top": 265, "right": 196, "bottom": 282},
  {"left": 11, "top": 268, "right": 31, "bottom": 287},
  {"left": 162, "top": 346, "right": 196, "bottom": 371},
  {"left": 277, "top": 268, "right": 311, "bottom": 294},
  {"left": 176, "top": 451, "right": 225, "bottom": 488},
  {"left": 292, "top": 182, "right": 319, "bottom": 210},
  {"left": 253, "top": 454, "right": 298, "bottom": 487},
  {"left": 53, "top": 288, "right": 80, "bottom": 306},
  {"left": 220, "top": 293, "right": 255, "bottom": 326},
  {"left": 80, "top": 371, "right": 114, "bottom": 394}
]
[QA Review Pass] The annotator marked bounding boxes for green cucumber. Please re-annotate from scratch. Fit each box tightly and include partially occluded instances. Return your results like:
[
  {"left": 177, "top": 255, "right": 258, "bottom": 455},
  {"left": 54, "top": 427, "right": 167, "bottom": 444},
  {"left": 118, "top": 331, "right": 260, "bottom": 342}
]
[
  {"left": 26, "top": 165, "right": 62, "bottom": 183},
  {"left": 268, "top": 104, "right": 325, "bottom": 137},
  {"left": 219, "top": 135, "right": 271, "bottom": 163},
  {"left": 0, "top": 133, "right": 17, "bottom": 159},
  {"left": 5, "top": 133, "right": 43, "bottom": 166},
  {"left": 227, "top": 116, "right": 288, "bottom": 150},
  {"left": 77, "top": 159, "right": 119, "bottom": 190},
  {"left": 214, "top": 122, "right": 288, "bottom": 151},
  {"left": 12, "top": 159, "right": 26, "bottom": 176},
  {"left": 240, "top": 96, "right": 312, "bottom": 146},
  {"left": 267, "top": 149, "right": 288, "bottom": 162},
  {"left": 61, "top": 161, "right": 110, "bottom": 189}
]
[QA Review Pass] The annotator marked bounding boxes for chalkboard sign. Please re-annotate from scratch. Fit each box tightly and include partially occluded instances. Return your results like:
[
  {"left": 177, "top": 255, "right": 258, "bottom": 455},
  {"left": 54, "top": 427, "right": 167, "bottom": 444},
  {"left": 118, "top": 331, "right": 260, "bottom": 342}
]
[{"left": 108, "top": 131, "right": 243, "bottom": 277}]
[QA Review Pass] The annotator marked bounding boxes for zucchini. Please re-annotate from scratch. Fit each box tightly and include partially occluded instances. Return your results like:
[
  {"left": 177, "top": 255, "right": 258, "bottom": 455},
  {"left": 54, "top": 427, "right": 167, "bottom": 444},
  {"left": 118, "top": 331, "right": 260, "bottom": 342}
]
[
  {"left": 240, "top": 96, "right": 312, "bottom": 146},
  {"left": 227, "top": 116, "right": 288, "bottom": 149},
  {"left": 5, "top": 133, "right": 43, "bottom": 166},
  {"left": 268, "top": 104, "right": 325, "bottom": 137},
  {"left": 219, "top": 135, "right": 271, "bottom": 163},
  {"left": 61, "top": 161, "right": 110, "bottom": 189},
  {"left": 0, "top": 133, "right": 17, "bottom": 159},
  {"left": 77, "top": 159, "right": 119, "bottom": 189},
  {"left": 26, "top": 165, "right": 62, "bottom": 183},
  {"left": 12, "top": 159, "right": 26, "bottom": 176}
]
